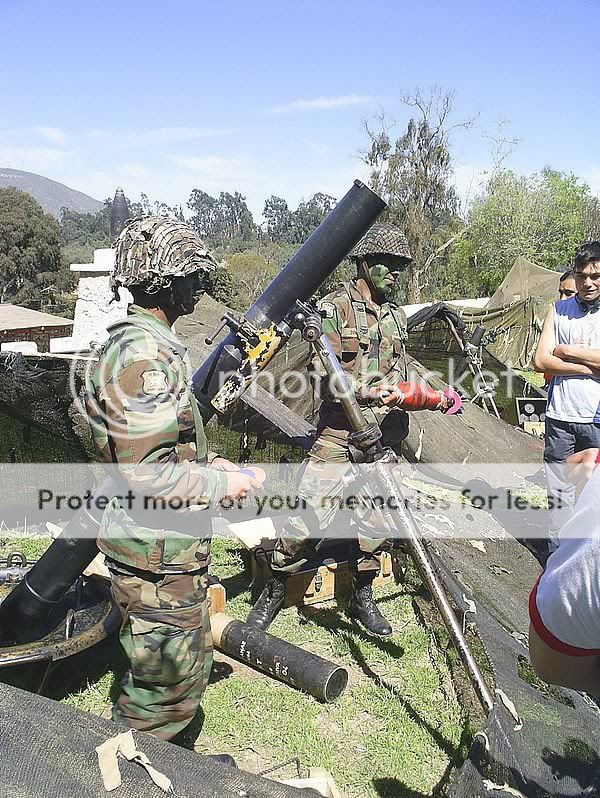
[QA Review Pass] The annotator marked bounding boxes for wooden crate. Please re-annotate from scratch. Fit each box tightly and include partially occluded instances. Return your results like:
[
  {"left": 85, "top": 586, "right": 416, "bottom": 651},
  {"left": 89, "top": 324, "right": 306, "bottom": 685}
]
[
  {"left": 251, "top": 548, "right": 393, "bottom": 608},
  {"left": 207, "top": 578, "right": 226, "bottom": 615}
]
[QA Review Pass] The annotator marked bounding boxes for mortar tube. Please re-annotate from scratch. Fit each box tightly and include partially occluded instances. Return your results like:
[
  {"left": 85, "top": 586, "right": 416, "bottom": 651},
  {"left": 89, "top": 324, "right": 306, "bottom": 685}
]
[
  {"left": 193, "top": 180, "right": 385, "bottom": 422},
  {"left": 211, "top": 613, "right": 348, "bottom": 703},
  {"left": 0, "top": 483, "right": 108, "bottom": 644}
]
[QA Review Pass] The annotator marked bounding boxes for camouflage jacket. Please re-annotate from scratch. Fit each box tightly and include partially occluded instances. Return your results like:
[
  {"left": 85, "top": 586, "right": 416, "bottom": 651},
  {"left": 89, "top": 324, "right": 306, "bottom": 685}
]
[
  {"left": 314, "top": 281, "right": 409, "bottom": 437},
  {"left": 85, "top": 305, "right": 227, "bottom": 574}
]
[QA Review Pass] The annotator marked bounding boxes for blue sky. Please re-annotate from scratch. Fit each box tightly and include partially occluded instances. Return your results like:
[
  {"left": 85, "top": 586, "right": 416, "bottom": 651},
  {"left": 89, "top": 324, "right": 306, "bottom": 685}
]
[{"left": 0, "top": 0, "right": 598, "bottom": 219}]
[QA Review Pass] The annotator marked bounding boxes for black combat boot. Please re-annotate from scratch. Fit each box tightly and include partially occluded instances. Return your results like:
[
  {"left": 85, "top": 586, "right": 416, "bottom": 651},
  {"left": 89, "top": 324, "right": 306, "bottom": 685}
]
[
  {"left": 347, "top": 570, "right": 393, "bottom": 636},
  {"left": 246, "top": 573, "right": 288, "bottom": 631}
]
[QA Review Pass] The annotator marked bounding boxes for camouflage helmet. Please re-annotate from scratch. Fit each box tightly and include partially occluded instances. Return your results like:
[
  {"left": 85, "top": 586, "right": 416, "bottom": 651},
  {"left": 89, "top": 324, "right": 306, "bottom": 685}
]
[
  {"left": 112, "top": 216, "right": 218, "bottom": 295},
  {"left": 349, "top": 222, "right": 412, "bottom": 262}
]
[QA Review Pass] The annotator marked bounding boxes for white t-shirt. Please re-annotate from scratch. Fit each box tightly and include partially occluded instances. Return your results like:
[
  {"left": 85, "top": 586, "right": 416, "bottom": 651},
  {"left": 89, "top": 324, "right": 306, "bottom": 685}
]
[
  {"left": 529, "top": 464, "right": 600, "bottom": 654},
  {"left": 546, "top": 296, "right": 600, "bottom": 424}
]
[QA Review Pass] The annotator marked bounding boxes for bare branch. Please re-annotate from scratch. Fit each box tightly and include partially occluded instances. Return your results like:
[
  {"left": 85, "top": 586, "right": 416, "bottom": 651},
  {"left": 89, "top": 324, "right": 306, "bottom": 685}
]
[
  {"left": 423, "top": 227, "right": 469, "bottom": 271},
  {"left": 482, "top": 119, "right": 521, "bottom": 176}
]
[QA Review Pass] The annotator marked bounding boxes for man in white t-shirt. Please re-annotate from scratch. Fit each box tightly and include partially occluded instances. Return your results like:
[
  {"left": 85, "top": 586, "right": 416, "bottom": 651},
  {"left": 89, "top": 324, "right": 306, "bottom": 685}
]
[
  {"left": 533, "top": 241, "right": 600, "bottom": 549},
  {"left": 529, "top": 456, "right": 600, "bottom": 693}
]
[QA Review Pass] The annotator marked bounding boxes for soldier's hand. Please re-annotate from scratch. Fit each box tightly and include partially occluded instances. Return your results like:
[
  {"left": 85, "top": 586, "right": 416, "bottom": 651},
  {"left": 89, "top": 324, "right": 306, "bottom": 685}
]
[
  {"left": 367, "top": 384, "right": 404, "bottom": 406},
  {"left": 222, "top": 471, "right": 262, "bottom": 501},
  {"left": 566, "top": 448, "right": 600, "bottom": 493}
]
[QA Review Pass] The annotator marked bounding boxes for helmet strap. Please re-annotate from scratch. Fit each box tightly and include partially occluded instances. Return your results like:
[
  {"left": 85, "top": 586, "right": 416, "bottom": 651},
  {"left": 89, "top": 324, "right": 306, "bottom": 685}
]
[{"left": 356, "top": 259, "right": 376, "bottom": 297}]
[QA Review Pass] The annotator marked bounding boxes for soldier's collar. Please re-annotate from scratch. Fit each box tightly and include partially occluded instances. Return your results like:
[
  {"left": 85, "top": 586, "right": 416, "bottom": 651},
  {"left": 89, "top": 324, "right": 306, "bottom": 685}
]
[
  {"left": 348, "top": 282, "right": 376, "bottom": 310},
  {"left": 108, "top": 305, "right": 187, "bottom": 356},
  {"left": 128, "top": 305, "right": 174, "bottom": 332},
  {"left": 347, "top": 282, "right": 397, "bottom": 312}
]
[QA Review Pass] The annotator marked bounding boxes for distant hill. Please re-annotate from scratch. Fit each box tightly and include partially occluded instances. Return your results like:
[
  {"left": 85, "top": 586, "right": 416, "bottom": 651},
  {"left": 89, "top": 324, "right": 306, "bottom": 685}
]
[{"left": 0, "top": 169, "right": 103, "bottom": 218}]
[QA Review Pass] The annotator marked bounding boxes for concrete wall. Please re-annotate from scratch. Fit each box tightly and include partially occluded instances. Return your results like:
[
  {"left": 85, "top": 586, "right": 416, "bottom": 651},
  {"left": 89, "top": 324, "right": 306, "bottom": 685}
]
[{"left": 51, "top": 248, "right": 130, "bottom": 353}]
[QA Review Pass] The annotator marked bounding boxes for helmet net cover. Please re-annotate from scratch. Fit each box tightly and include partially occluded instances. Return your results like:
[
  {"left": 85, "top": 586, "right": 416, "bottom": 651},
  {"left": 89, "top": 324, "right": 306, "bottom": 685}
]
[
  {"left": 112, "top": 216, "right": 218, "bottom": 294},
  {"left": 349, "top": 221, "right": 412, "bottom": 262}
]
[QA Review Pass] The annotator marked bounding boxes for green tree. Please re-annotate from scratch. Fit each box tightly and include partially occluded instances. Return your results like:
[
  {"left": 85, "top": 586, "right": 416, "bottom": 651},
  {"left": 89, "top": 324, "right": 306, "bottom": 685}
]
[
  {"left": 224, "top": 251, "right": 278, "bottom": 310},
  {"left": 290, "top": 192, "right": 336, "bottom": 243},
  {"left": 584, "top": 195, "right": 600, "bottom": 241},
  {"left": 263, "top": 195, "right": 293, "bottom": 242},
  {"left": 430, "top": 237, "right": 481, "bottom": 300},
  {"left": 218, "top": 191, "right": 256, "bottom": 243},
  {"left": 467, "top": 167, "right": 590, "bottom": 292},
  {"left": 58, "top": 203, "right": 112, "bottom": 291},
  {"left": 60, "top": 205, "right": 110, "bottom": 247},
  {"left": 188, "top": 189, "right": 256, "bottom": 246},
  {"left": 361, "top": 87, "right": 469, "bottom": 302},
  {"left": 0, "top": 187, "right": 62, "bottom": 305},
  {"left": 187, "top": 189, "right": 217, "bottom": 239},
  {"left": 207, "top": 264, "right": 235, "bottom": 305}
]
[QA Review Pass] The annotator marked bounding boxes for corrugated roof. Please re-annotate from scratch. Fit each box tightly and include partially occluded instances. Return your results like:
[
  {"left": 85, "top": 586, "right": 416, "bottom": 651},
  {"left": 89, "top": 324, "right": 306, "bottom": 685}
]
[{"left": 0, "top": 304, "right": 73, "bottom": 331}]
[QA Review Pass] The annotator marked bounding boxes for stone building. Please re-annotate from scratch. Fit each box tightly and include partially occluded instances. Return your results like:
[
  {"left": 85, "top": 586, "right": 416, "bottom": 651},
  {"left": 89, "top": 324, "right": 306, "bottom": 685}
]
[{"left": 0, "top": 304, "right": 73, "bottom": 353}]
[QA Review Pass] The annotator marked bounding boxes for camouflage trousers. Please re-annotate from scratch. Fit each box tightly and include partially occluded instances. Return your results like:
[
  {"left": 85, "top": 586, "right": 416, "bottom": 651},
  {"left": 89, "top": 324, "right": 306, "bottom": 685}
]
[
  {"left": 272, "top": 432, "right": 398, "bottom": 575},
  {"left": 107, "top": 560, "right": 212, "bottom": 741}
]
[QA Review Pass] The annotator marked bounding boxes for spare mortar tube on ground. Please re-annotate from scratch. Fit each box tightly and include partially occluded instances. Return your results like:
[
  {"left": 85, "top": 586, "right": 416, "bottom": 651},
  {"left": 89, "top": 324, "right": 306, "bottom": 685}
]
[{"left": 211, "top": 613, "right": 348, "bottom": 703}]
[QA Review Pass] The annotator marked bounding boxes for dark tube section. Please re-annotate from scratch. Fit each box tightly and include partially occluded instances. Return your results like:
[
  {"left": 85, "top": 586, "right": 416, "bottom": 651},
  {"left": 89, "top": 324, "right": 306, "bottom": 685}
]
[
  {"left": 192, "top": 180, "right": 386, "bottom": 421},
  {"left": 0, "top": 181, "right": 385, "bottom": 646},
  {"left": 469, "top": 325, "right": 486, "bottom": 348},
  {"left": 0, "top": 507, "right": 102, "bottom": 644},
  {"left": 212, "top": 613, "right": 348, "bottom": 703}
]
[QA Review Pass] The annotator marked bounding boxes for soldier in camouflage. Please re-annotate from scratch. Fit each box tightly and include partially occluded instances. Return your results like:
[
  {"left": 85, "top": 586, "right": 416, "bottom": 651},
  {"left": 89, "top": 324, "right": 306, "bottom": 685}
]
[
  {"left": 85, "top": 216, "right": 259, "bottom": 740},
  {"left": 247, "top": 222, "right": 448, "bottom": 636}
]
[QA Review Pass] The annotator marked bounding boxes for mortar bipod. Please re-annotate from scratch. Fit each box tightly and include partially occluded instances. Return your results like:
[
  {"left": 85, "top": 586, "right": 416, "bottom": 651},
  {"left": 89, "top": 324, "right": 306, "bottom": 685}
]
[{"left": 302, "top": 308, "right": 495, "bottom": 714}]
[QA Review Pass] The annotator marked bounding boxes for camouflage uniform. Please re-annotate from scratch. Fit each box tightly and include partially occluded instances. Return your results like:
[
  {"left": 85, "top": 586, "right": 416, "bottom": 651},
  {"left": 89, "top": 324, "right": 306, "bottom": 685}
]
[
  {"left": 272, "top": 280, "right": 410, "bottom": 574},
  {"left": 85, "top": 221, "right": 225, "bottom": 740}
]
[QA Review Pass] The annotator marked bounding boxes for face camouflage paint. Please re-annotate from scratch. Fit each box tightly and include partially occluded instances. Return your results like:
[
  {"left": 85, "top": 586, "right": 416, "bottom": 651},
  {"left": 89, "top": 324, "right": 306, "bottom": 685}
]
[{"left": 367, "top": 263, "right": 398, "bottom": 299}]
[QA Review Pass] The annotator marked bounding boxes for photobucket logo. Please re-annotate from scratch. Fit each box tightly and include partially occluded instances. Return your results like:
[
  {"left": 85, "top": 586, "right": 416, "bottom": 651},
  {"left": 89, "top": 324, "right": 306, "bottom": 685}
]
[
  {"left": 217, "top": 357, "right": 520, "bottom": 404},
  {"left": 70, "top": 345, "right": 523, "bottom": 445}
]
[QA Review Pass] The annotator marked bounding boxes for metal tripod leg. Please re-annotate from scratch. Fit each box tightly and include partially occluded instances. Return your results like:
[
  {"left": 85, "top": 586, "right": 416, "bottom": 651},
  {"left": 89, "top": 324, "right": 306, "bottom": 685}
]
[{"left": 446, "top": 319, "right": 501, "bottom": 419}]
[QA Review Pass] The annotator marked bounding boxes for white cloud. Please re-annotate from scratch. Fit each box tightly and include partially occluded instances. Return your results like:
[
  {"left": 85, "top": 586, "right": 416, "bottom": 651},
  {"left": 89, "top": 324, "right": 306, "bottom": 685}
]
[
  {"left": 119, "top": 162, "right": 154, "bottom": 180},
  {"left": 34, "top": 127, "right": 66, "bottom": 146},
  {"left": 302, "top": 138, "right": 329, "bottom": 156},
  {"left": 269, "top": 94, "right": 374, "bottom": 115},
  {"left": 88, "top": 127, "right": 228, "bottom": 145},
  {"left": 167, "top": 154, "right": 243, "bottom": 173},
  {"left": 166, "top": 154, "right": 254, "bottom": 188},
  {"left": 0, "top": 145, "right": 68, "bottom": 172}
]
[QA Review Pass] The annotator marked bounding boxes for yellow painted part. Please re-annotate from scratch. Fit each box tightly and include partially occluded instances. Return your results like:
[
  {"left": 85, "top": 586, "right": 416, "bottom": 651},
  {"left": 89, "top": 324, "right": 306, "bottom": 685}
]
[
  {"left": 244, "top": 326, "right": 282, "bottom": 369},
  {"left": 211, "top": 326, "right": 282, "bottom": 412}
]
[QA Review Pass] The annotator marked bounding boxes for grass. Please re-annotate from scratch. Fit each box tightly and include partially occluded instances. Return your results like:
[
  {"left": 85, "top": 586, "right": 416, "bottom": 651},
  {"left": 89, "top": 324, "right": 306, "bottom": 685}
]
[
  {"left": 199, "top": 538, "right": 467, "bottom": 796},
  {"left": 0, "top": 534, "right": 52, "bottom": 560},
  {"left": 0, "top": 534, "right": 469, "bottom": 798},
  {"left": 404, "top": 476, "right": 548, "bottom": 513},
  {"left": 515, "top": 370, "right": 546, "bottom": 390}
]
